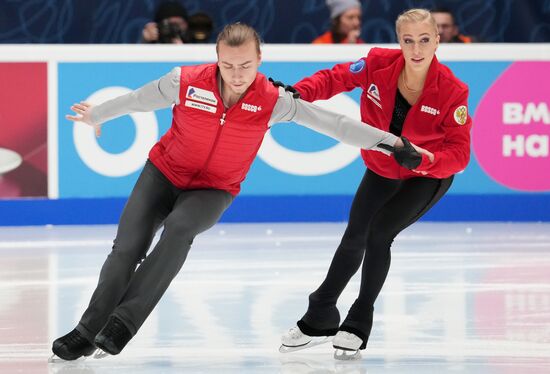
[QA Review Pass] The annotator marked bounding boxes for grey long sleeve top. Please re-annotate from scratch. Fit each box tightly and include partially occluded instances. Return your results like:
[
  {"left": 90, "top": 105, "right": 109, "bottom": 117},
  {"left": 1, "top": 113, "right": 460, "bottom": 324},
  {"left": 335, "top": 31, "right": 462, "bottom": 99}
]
[{"left": 90, "top": 67, "right": 398, "bottom": 154}]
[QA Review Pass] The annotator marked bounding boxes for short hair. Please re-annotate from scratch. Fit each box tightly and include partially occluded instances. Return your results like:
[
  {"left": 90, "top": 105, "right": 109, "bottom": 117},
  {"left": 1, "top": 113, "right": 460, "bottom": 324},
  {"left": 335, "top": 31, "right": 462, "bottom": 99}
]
[
  {"left": 215, "top": 23, "right": 262, "bottom": 55},
  {"left": 395, "top": 8, "right": 438, "bottom": 37},
  {"left": 430, "top": 6, "right": 456, "bottom": 24}
]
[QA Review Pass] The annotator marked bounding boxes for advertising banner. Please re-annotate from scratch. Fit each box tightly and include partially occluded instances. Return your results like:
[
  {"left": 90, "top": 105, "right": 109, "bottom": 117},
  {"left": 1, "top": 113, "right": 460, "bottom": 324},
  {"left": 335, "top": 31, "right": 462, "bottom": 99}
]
[
  {"left": 0, "top": 44, "right": 548, "bottom": 224},
  {"left": 0, "top": 63, "right": 48, "bottom": 198},
  {"left": 57, "top": 60, "right": 550, "bottom": 198}
]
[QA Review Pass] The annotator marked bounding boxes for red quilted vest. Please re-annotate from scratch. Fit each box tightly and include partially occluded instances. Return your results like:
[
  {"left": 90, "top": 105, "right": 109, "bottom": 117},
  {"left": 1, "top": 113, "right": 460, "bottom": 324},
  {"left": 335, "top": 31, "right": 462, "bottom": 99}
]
[{"left": 149, "top": 63, "right": 279, "bottom": 195}]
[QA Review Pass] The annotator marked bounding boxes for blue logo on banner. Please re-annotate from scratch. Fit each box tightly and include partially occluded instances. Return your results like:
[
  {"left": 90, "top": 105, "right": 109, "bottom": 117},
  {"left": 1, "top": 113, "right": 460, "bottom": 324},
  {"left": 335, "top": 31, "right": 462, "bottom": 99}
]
[
  {"left": 58, "top": 62, "right": 178, "bottom": 198},
  {"left": 349, "top": 59, "right": 365, "bottom": 73}
]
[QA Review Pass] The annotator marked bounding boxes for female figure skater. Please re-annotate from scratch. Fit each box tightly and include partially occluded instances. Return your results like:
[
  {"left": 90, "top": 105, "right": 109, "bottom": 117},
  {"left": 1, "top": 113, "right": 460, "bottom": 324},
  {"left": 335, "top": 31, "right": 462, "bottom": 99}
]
[{"left": 281, "top": 8, "right": 472, "bottom": 359}]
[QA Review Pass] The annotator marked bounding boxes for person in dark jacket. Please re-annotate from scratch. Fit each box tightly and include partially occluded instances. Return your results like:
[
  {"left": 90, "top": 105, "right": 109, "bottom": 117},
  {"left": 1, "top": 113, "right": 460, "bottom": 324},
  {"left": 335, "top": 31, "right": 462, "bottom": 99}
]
[{"left": 431, "top": 7, "right": 477, "bottom": 43}]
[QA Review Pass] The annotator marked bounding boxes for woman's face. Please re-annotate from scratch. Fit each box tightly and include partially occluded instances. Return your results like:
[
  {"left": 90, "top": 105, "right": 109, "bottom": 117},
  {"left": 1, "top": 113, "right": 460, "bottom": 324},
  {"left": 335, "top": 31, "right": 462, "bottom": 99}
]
[{"left": 398, "top": 20, "right": 439, "bottom": 72}]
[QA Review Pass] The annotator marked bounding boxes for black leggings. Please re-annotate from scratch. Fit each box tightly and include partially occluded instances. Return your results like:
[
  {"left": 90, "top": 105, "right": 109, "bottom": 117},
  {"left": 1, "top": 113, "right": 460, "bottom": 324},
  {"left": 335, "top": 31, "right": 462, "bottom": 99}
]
[{"left": 298, "top": 169, "right": 453, "bottom": 347}]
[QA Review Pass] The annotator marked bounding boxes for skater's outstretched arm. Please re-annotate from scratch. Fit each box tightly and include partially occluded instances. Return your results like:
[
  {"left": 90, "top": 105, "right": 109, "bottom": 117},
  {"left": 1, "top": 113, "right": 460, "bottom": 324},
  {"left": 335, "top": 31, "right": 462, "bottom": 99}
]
[
  {"left": 66, "top": 67, "right": 181, "bottom": 137},
  {"left": 269, "top": 86, "right": 434, "bottom": 163}
]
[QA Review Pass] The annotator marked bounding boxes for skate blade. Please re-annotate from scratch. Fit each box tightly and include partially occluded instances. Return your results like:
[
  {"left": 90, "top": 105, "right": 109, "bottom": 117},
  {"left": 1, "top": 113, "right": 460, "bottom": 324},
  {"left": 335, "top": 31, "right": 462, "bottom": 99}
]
[
  {"left": 48, "top": 355, "right": 65, "bottom": 363},
  {"left": 279, "top": 336, "right": 333, "bottom": 353},
  {"left": 333, "top": 348, "right": 361, "bottom": 360},
  {"left": 93, "top": 349, "right": 110, "bottom": 359},
  {"left": 48, "top": 354, "right": 87, "bottom": 363}
]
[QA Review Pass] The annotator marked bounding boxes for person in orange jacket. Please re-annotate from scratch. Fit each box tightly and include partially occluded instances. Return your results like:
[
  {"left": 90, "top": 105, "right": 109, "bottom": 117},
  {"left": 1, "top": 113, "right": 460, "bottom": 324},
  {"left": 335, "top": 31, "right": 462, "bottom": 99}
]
[
  {"left": 281, "top": 8, "right": 472, "bottom": 359},
  {"left": 313, "top": 0, "right": 364, "bottom": 44},
  {"left": 431, "top": 7, "right": 477, "bottom": 43}
]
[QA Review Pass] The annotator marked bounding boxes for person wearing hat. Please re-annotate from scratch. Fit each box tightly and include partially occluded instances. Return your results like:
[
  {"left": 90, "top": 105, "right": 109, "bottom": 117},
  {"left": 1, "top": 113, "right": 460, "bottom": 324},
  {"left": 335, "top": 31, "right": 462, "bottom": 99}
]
[
  {"left": 141, "top": 1, "right": 189, "bottom": 44},
  {"left": 313, "top": 0, "right": 364, "bottom": 44}
]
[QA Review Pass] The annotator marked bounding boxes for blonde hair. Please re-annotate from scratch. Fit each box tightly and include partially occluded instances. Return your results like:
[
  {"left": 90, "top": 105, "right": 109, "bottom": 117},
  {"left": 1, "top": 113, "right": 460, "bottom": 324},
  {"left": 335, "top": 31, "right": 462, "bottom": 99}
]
[
  {"left": 395, "top": 8, "right": 438, "bottom": 37},
  {"left": 216, "top": 23, "right": 262, "bottom": 55}
]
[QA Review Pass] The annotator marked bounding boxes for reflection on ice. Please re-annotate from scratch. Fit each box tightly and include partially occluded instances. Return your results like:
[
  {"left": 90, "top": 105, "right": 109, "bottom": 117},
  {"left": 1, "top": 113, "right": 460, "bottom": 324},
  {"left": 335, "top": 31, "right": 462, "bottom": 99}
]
[{"left": 0, "top": 222, "right": 548, "bottom": 373}]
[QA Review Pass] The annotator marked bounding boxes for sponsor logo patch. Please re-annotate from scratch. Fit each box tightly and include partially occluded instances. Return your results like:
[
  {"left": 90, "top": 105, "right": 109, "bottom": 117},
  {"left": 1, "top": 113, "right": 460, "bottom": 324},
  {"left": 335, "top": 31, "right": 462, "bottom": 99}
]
[
  {"left": 421, "top": 105, "right": 440, "bottom": 116},
  {"left": 185, "top": 100, "right": 217, "bottom": 113},
  {"left": 367, "top": 83, "right": 380, "bottom": 101},
  {"left": 454, "top": 105, "right": 468, "bottom": 125},
  {"left": 241, "top": 102, "right": 262, "bottom": 113},
  {"left": 367, "top": 94, "right": 382, "bottom": 109},
  {"left": 349, "top": 59, "right": 365, "bottom": 73},
  {"left": 186, "top": 86, "right": 218, "bottom": 105}
]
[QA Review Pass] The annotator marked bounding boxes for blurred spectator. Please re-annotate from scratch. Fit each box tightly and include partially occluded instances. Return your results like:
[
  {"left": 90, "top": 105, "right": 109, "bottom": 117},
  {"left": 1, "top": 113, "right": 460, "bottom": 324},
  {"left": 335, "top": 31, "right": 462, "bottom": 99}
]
[
  {"left": 187, "top": 12, "right": 214, "bottom": 43},
  {"left": 430, "top": 7, "right": 477, "bottom": 43},
  {"left": 141, "top": 1, "right": 189, "bottom": 44},
  {"left": 313, "top": 0, "right": 364, "bottom": 44},
  {"left": 141, "top": 1, "right": 214, "bottom": 44}
]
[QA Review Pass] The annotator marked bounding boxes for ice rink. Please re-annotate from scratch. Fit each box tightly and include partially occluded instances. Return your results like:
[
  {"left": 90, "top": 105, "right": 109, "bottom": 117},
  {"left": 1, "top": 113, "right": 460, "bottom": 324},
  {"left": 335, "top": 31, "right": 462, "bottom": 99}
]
[{"left": 1, "top": 222, "right": 550, "bottom": 373}]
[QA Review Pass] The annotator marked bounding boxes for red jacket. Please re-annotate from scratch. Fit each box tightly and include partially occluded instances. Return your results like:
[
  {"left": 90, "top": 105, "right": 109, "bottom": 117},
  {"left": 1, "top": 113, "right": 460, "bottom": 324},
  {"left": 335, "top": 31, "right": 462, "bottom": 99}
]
[
  {"left": 149, "top": 63, "right": 279, "bottom": 195},
  {"left": 295, "top": 47, "right": 472, "bottom": 179}
]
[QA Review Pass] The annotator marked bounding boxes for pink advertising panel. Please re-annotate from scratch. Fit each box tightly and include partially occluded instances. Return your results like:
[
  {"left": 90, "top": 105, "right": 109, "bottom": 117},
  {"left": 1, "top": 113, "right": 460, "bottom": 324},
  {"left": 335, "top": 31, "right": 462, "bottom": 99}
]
[{"left": 473, "top": 62, "right": 550, "bottom": 191}]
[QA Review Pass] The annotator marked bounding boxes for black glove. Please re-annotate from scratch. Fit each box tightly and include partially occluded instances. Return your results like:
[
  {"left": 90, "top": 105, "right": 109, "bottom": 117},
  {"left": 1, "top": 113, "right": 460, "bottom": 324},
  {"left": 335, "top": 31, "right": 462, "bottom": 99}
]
[
  {"left": 268, "top": 77, "right": 300, "bottom": 98},
  {"left": 377, "top": 136, "right": 422, "bottom": 170}
]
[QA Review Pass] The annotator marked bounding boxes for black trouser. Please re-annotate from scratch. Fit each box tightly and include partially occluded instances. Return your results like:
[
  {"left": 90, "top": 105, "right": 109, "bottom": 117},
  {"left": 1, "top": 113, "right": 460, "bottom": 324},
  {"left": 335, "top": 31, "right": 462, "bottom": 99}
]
[
  {"left": 76, "top": 161, "right": 234, "bottom": 343},
  {"left": 298, "top": 169, "right": 453, "bottom": 348}
]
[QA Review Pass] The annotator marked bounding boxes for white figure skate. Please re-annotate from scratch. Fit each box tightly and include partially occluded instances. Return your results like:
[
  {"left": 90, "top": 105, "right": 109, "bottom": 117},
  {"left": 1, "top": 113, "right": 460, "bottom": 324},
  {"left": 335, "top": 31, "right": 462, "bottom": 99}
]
[
  {"left": 279, "top": 326, "right": 333, "bottom": 353},
  {"left": 332, "top": 331, "right": 362, "bottom": 360}
]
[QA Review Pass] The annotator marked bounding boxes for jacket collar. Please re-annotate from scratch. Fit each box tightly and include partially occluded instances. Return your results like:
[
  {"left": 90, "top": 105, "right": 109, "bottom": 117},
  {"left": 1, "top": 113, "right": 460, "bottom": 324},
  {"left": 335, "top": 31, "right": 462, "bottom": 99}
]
[
  {"left": 373, "top": 53, "right": 440, "bottom": 96},
  {"left": 423, "top": 54, "right": 440, "bottom": 95},
  {"left": 210, "top": 63, "right": 261, "bottom": 109}
]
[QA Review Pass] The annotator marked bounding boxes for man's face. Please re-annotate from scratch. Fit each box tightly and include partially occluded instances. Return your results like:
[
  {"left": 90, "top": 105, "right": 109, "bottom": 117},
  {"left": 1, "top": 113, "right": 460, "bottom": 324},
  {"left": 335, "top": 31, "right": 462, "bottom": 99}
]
[
  {"left": 431, "top": 12, "right": 459, "bottom": 42},
  {"left": 217, "top": 40, "right": 261, "bottom": 96},
  {"left": 338, "top": 7, "right": 362, "bottom": 36}
]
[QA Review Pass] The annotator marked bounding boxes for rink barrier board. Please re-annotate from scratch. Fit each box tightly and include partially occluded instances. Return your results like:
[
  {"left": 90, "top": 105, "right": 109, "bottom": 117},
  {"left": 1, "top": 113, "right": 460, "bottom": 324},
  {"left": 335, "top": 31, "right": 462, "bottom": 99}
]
[
  {"left": 0, "top": 45, "right": 549, "bottom": 224},
  {"left": 0, "top": 194, "right": 549, "bottom": 226}
]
